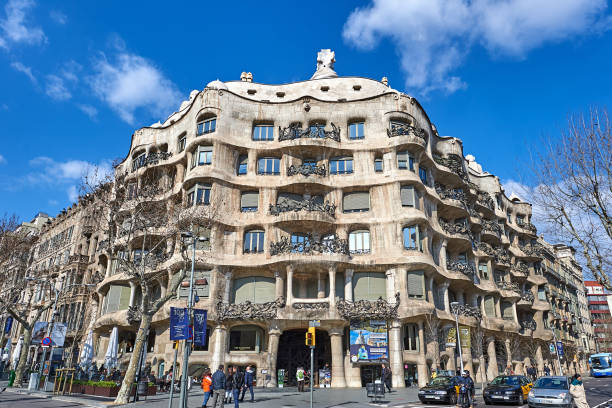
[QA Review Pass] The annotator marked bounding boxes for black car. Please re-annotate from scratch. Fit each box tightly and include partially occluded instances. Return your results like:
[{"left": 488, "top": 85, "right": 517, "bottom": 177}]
[
  {"left": 483, "top": 375, "right": 533, "bottom": 405},
  {"left": 418, "top": 376, "right": 458, "bottom": 404}
]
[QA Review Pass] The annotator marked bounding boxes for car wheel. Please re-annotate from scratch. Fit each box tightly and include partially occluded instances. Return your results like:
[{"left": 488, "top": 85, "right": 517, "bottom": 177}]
[
  {"left": 484, "top": 398, "right": 491, "bottom": 405},
  {"left": 449, "top": 392, "right": 457, "bottom": 405}
]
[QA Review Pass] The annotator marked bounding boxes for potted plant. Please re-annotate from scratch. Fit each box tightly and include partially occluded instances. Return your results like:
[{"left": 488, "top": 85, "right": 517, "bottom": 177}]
[
  {"left": 83, "top": 380, "right": 95, "bottom": 395},
  {"left": 92, "top": 381, "right": 120, "bottom": 397},
  {"left": 147, "top": 382, "right": 157, "bottom": 396}
]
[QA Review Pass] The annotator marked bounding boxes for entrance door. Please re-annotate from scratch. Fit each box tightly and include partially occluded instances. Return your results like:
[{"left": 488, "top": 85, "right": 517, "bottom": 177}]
[
  {"left": 360, "top": 364, "right": 382, "bottom": 386},
  {"left": 277, "top": 329, "right": 330, "bottom": 386}
]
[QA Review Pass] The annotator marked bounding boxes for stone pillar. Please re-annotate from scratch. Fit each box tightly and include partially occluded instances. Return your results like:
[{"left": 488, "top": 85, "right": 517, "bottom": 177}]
[
  {"left": 426, "top": 276, "right": 434, "bottom": 306},
  {"left": 286, "top": 265, "right": 294, "bottom": 306},
  {"left": 176, "top": 162, "right": 185, "bottom": 184},
  {"left": 487, "top": 337, "right": 499, "bottom": 381},
  {"left": 442, "top": 282, "right": 450, "bottom": 312},
  {"left": 267, "top": 327, "right": 281, "bottom": 387},
  {"left": 441, "top": 239, "right": 448, "bottom": 270},
  {"left": 535, "top": 344, "right": 544, "bottom": 376},
  {"left": 457, "top": 290, "right": 465, "bottom": 305},
  {"left": 274, "top": 270, "right": 284, "bottom": 300},
  {"left": 329, "top": 327, "right": 347, "bottom": 388},
  {"left": 317, "top": 272, "right": 325, "bottom": 299},
  {"left": 211, "top": 325, "right": 227, "bottom": 371},
  {"left": 344, "top": 269, "right": 354, "bottom": 302},
  {"left": 512, "top": 302, "right": 519, "bottom": 324},
  {"left": 223, "top": 270, "right": 233, "bottom": 303},
  {"left": 105, "top": 260, "right": 112, "bottom": 279},
  {"left": 386, "top": 269, "right": 396, "bottom": 303},
  {"left": 417, "top": 321, "right": 428, "bottom": 387},
  {"left": 495, "top": 297, "right": 502, "bottom": 318},
  {"left": 388, "top": 321, "right": 405, "bottom": 388},
  {"left": 328, "top": 266, "right": 336, "bottom": 308},
  {"left": 505, "top": 338, "right": 512, "bottom": 370}
]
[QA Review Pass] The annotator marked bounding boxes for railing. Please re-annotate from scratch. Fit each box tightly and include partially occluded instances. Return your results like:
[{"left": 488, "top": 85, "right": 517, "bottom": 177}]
[
  {"left": 387, "top": 123, "right": 427, "bottom": 143},
  {"left": 521, "top": 291, "right": 535, "bottom": 303},
  {"left": 336, "top": 293, "right": 401, "bottom": 320},
  {"left": 287, "top": 164, "right": 326, "bottom": 177},
  {"left": 498, "top": 281, "right": 520, "bottom": 293},
  {"left": 438, "top": 218, "right": 471, "bottom": 238},
  {"left": 519, "top": 318, "right": 537, "bottom": 331},
  {"left": 450, "top": 303, "right": 482, "bottom": 319},
  {"left": 269, "top": 198, "right": 336, "bottom": 217},
  {"left": 69, "top": 255, "right": 89, "bottom": 264},
  {"left": 520, "top": 243, "right": 545, "bottom": 258},
  {"left": 132, "top": 152, "right": 173, "bottom": 172},
  {"left": 432, "top": 153, "right": 468, "bottom": 181},
  {"left": 446, "top": 260, "right": 476, "bottom": 279},
  {"left": 476, "top": 190, "right": 495, "bottom": 211},
  {"left": 511, "top": 262, "right": 529, "bottom": 276},
  {"left": 279, "top": 123, "right": 340, "bottom": 142},
  {"left": 481, "top": 219, "right": 502, "bottom": 237},
  {"left": 435, "top": 183, "right": 466, "bottom": 202},
  {"left": 270, "top": 234, "right": 349, "bottom": 256}
]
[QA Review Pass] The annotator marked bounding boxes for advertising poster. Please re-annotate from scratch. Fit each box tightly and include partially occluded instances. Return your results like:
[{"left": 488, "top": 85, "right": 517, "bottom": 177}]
[
  {"left": 446, "top": 326, "right": 471, "bottom": 348},
  {"left": 170, "top": 307, "right": 189, "bottom": 340},
  {"left": 193, "top": 309, "right": 207, "bottom": 347},
  {"left": 318, "top": 368, "right": 331, "bottom": 387},
  {"left": 31, "top": 322, "right": 67, "bottom": 346},
  {"left": 349, "top": 320, "right": 388, "bottom": 363},
  {"left": 277, "top": 369, "right": 285, "bottom": 387},
  {"left": 4, "top": 317, "right": 12, "bottom": 334}
]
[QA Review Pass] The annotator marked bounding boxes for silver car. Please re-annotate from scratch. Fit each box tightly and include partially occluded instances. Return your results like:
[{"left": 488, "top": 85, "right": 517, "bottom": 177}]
[{"left": 527, "top": 376, "right": 574, "bottom": 408}]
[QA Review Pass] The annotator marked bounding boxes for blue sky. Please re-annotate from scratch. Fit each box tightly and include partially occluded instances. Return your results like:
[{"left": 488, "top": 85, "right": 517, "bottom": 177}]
[{"left": 1, "top": 0, "right": 612, "bottom": 222}]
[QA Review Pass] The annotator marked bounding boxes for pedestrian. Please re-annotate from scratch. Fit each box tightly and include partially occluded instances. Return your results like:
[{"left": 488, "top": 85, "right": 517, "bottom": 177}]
[
  {"left": 460, "top": 370, "right": 475, "bottom": 408},
  {"left": 569, "top": 373, "right": 589, "bottom": 408},
  {"left": 210, "top": 365, "right": 226, "bottom": 408},
  {"left": 201, "top": 368, "right": 212, "bottom": 408},
  {"left": 225, "top": 365, "right": 234, "bottom": 403},
  {"left": 231, "top": 366, "right": 244, "bottom": 408},
  {"left": 166, "top": 369, "right": 174, "bottom": 392},
  {"left": 526, "top": 365, "right": 536, "bottom": 382},
  {"left": 296, "top": 366, "right": 305, "bottom": 392},
  {"left": 240, "top": 365, "right": 255, "bottom": 402},
  {"left": 381, "top": 363, "right": 392, "bottom": 392},
  {"left": 544, "top": 365, "right": 551, "bottom": 376}
]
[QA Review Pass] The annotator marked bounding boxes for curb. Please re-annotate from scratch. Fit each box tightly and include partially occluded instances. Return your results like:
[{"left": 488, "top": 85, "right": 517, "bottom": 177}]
[{"left": 4, "top": 388, "right": 119, "bottom": 407}]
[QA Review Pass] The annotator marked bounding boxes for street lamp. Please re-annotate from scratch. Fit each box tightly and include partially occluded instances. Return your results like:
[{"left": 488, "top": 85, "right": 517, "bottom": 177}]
[{"left": 450, "top": 302, "right": 464, "bottom": 373}]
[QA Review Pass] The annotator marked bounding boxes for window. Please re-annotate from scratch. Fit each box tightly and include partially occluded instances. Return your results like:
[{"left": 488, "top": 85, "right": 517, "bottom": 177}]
[
  {"left": 353, "top": 272, "right": 386, "bottom": 301},
  {"left": 403, "top": 324, "right": 419, "bottom": 351},
  {"left": 517, "top": 215, "right": 525, "bottom": 225},
  {"left": 349, "top": 230, "right": 371, "bottom": 254},
  {"left": 403, "top": 225, "right": 423, "bottom": 251},
  {"left": 237, "top": 155, "right": 248, "bottom": 175},
  {"left": 197, "top": 117, "right": 216, "bottom": 135},
  {"left": 231, "top": 277, "right": 275, "bottom": 304},
  {"left": 507, "top": 211, "right": 512, "bottom": 223},
  {"left": 400, "top": 185, "right": 418, "bottom": 208},
  {"left": 330, "top": 156, "right": 353, "bottom": 175},
  {"left": 501, "top": 301, "right": 514, "bottom": 320},
  {"left": 253, "top": 125, "right": 274, "bottom": 141},
  {"left": 178, "top": 135, "right": 186, "bottom": 152},
  {"left": 179, "top": 270, "right": 210, "bottom": 299},
  {"left": 478, "top": 264, "right": 489, "bottom": 280},
  {"left": 302, "top": 159, "right": 317, "bottom": 168},
  {"left": 494, "top": 270, "right": 505, "bottom": 283},
  {"left": 349, "top": 122, "right": 365, "bottom": 140},
  {"left": 132, "top": 152, "right": 146, "bottom": 171},
  {"left": 419, "top": 167, "right": 428, "bottom": 184},
  {"left": 244, "top": 230, "right": 265, "bottom": 253},
  {"left": 543, "top": 311, "right": 550, "bottom": 328},
  {"left": 102, "top": 285, "right": 131, "bottom": 314},
  {"left": 191, "top": 146, "right": 213, "bottom": 167},
  {"left": 240, "top": 191, "right": 258, "bottom": 212},
  {"left": 257, "top": 157, "right": 280, "bottom": 175},
  {"left": 309, "top": 123, "right": 326, "bottom": 138},
  {"left": 229, "top": 325, "right": 264, "bottom": 352},
  {"left": 397, "top": 151, "right": 414, "bottom": 170},
  {"left": 484, "top": 295, "right": 496, "bottom": 317},
  {"left": 374, "top": 157, "right": 383, "bottom": 172},
  {"left": 291, "top": 233, "right": 310, "bottom": 253},
  {"left": 187, "top": 184, "right": 211, "bottom": 205},
  {"left": 407, "top": 270, "right": 424, "bottom": 299},
  {"left": 343, "top": 191, "right": 370, "bottom": 213},
  {"left": 127, "top": 182, "right": 137, "bottom": 200}
]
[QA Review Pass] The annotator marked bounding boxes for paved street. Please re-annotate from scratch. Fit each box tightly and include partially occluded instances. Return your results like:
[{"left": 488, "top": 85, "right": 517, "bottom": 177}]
[{"left": 1, "top": 377, "right": 612, "bottom": 408}]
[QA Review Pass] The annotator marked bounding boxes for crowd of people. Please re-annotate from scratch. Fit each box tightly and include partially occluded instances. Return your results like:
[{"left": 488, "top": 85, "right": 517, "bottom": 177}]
[{"left": 201, "top": 364, "right": 255, "bottom": 408}]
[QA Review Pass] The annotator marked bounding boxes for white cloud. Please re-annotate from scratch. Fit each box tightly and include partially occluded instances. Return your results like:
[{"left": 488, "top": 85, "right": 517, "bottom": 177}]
[
  {"left": 60, "top": 60, "right": 81, "bottom": 83},
  {"left": 45, "top": 74, "right": 71, "bottom": 100},
  {"left": 0, "top": 154, "right": 6, "bottom": 164},
  {"left": 89, "top": 52, "right": 182, "bottom": 124},
  {"left": 0, "top": 0, "right": 46, "bottom": 49},
  {"left": 49, "top": 10, "right": 66, "bottom": 25},
  {"left": 10, "top": 61, "right": 36, "bottom": 83},
  {"left": 343, "top": 0, "right": 611, "bottom": 94},
  {"left": 77, "top": 104, "right": 98, "bottom": 120},
  {"left": 67, "top": 185, "right": 78, "bottom": 202}
]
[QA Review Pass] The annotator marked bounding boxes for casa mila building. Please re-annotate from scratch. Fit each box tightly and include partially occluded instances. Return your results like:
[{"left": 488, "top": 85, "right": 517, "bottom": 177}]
[{"left": 17, "top": 50, "right": 590, "bottom": 389}]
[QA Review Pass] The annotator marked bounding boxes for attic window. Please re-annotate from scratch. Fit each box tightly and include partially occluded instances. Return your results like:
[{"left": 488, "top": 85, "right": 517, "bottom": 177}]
[
  {"left": 320, "top": 86, "right": 330, "bottom": 92},
  {"left": 353, "top": 85, "right": 362, "bottom": 91},
  {"left": 276, "top": 92, "right": 285, "bottom": 98},
  {"left": 247, "top": 89, "right": 257, "bottom": 95},
  {"left": 338, "top": 98, "right": 347, "bottom": 102}
]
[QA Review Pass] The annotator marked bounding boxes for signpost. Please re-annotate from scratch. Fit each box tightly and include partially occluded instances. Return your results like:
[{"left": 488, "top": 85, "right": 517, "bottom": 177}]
[
  {"left": 41, "top": 337, "right": 51, "bottom": 348},
  {"left": 305, "top": 326, "right": 316, "bottom": 408}
]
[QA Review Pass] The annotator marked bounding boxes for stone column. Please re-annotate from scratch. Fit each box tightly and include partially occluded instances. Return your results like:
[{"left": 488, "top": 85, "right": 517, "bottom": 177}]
[
  {"left": 441, "top": 239, "right": 448, "bottom": 270},
  {"left": 286, "top": 265, "right": 294, "bottom": 306},
  {"left": 535, "top": 344, "right": 544, "bottom": 376},
  {"left": 344, "top": 269, "right": 354, "bottom": 302},
  {"left": 274, "top": 270, "right": 284, "bottom": 300},
  {"left": 389, "top": 321, "right": 405, "bottom": 388},
  {"left": 456, "top": 290, "right": 465, "bottom": 305},
  {"left": 512, "top": 302, "right": 519, "bottom": 324},
  {"left": 487, "top": 337, "right": 499, "bottom": 381},
  {"left": 495, "top": 297, "right": 502, "bottom": 318},
  {"left": 329, "top": 327, "right": 347, "bottom": 388},
  {"left": 505, "top": 338, "right": 512, "bottom": 370},
  {"left": 386, "top": 269, "right": 396, "bottom": 303},
  {"left": 426, "top": 276, "right": 434, "bottom": 306},
  {"left": 442, "top": 282, "right": 450, "bottom": 312},
  {"left": 223, "top": 270, "right": 233, "bottom": 303},
  {"left": 317, "top": 272, "right": 325, "bottom": 299},
  {"left": 211, "top": 325, "right": 227, "bottom": 371},
  {"left": 417, "top": 321, "right": 428, "bottom": 387},
  {"left": 328, "top": 266, "right": 336, "bottom": 308},
  {"left": 267, "top": 327, "right": 281, "bottom": 387},
  {"left": 105, "top": 260, "right": 112, "bottom": 279}
]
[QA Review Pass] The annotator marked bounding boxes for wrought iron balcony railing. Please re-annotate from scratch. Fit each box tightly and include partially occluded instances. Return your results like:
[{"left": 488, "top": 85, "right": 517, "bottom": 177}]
[
  {"left": 435, "top": 183, "right": 466, "bottom": 202},
  {"left": 446, "top": 260, "right": 476, "bottom": 279},
  {"left": 269, "top": 198, "right": 336, "bottom": 217},
  {"left": 520, "top": 243, "right": 545, "bottom": 258},
  {"left": 432, "top": 153, "right": 468, "bottom": 181},
  {"left": 131, "top": 152, "right": 173, "bottom": 172},
  {"left": 481, "top": 219, "right": 502, "bottom": 237},
  {"left": 511, "top": 262, "right": 529, "bottom": 276},
  {"left": 387, "top": 122, "right": 427, "bottom": 143},
  {"left": 270, "top": 234, "right": 349, "bottom": 256},
  {"left": 287, "top": 164, "right": 326, "bottom": 177},
  {"left": 498, "top": 281, "right": 520, "bottom": 293},
  {"left": 336, "top": 293, "right": 400, "bottom": 320},
  {"left": 279, "top": 123, "right": 340, "bottom": 142},
  {"left": 519, "top": 318, "right": 537, "bottom": 331},
  {"left": 450, "top": 303, "right": 482, "bottom": 319},
  {"left": 521, "top": 291, "right": 535, "bottom": 303},
  {"left": 476, "top": 190, "right": 495, "bottom": 211},
  {"left": 438, "top": 218, "right": 471, "bottom": 238}
]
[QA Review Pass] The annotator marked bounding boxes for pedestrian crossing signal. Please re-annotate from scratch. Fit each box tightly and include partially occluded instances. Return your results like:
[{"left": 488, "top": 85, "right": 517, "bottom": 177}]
[{"left": 305, "top": 327, "right": 316, "bottom": 346}]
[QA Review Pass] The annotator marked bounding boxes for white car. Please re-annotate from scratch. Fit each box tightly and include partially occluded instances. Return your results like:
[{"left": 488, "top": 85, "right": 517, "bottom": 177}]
[{"left": 527, "top": 376, "right": 574, "bottom": 408}]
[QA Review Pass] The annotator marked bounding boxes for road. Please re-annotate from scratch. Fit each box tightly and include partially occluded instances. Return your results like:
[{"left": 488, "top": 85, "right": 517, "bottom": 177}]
[{"left": 0, "top": 391, "right": 83, "bottom": 407}]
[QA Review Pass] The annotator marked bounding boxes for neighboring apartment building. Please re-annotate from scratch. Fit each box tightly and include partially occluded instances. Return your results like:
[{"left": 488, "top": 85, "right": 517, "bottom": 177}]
[
  {"left": 585, "top": 281, "right": 612, "bottom": 353},
  {"left": 0, "top": 50, "right": 593, "bottom": 387}
]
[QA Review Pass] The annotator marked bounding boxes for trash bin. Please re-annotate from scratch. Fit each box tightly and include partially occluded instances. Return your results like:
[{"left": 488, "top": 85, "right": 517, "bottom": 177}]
[
  {"left": 137, "top": 380, "right": 148, "bottom": 396},
  {"left": 28, "top": 373, "right": 39, "bottom": 391},
  {"left": 7, "top": 370, "right": 15, "bottom": 387}
]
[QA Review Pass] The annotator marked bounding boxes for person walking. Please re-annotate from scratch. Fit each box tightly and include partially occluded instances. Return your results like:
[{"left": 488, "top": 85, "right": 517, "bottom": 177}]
[
  {"left": 381, "top": 364, "right": 392, "bottom": 392},
  {"left": 201, "top": 368, "right": 212, "bottom": 408},
  {"left": 231, "top": 366, "right": 244, "bottom": 408},
  {"left": 526, "top": 365, "right": 536, "bottom": 382},
  {"left": 544, "top": 365, "right": 551, "bottom": 376},
  {"left": 225, "top": 366, "right": 234, "bottom": 404},
  {"left": 569, "top": 373, "right": 590, "bottom": 408},
  {"left": 210, "top": 365, "right": 226, "bottom": 408},
  {"left": 296, "top": 366, "right": 305, "bottom": 392},
  {"left": 460, "top": 370, "right": 475, "bottom": 408},
  {"left": 240, "top": 365, "right": 255, "bottom": 402}
]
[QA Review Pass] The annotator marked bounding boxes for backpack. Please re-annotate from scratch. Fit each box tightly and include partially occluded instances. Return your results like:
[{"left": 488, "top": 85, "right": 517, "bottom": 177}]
[{"left": 297, "top": 370, "right": 304, "bottom": 380}]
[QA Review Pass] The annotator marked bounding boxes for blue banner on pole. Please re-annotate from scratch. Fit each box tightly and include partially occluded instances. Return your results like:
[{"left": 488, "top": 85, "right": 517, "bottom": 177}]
[
  {"left": 170, "top": 307, "right": 189, "bottom": 340},
  {"left": 193, "top": 309, "right": 207, "bottom": 347},
  {"left": 4, "top": 317, "right": 12, "bottom": 334},
  {"left": 556, "top": 341, "right": 564, "bottom": 357}
]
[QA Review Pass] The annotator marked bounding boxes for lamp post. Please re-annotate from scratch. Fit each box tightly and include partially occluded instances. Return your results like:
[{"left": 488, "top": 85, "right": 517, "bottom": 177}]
[{"left": 450, "top": 302, "right": 464, "bottom": 373}]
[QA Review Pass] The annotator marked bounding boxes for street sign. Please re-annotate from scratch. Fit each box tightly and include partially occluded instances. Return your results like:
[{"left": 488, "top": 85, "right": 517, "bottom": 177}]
[
  {"left": 549, "top": 343, "right": 556, "bottom": 354},
  {"left": 41, "top": 337, "right": 51, "bottom": 347},
  {"left": 309, "top": 320, "right": 320, "bottom": 327},
  {"left": 556, "top": 341, "right": 564, "bottom": 357}
]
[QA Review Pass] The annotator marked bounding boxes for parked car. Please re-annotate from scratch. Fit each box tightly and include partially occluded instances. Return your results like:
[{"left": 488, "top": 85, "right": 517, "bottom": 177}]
[
  {"left": 418, "top": 376, "right": 458, "bottom": 404},
  {"left": 483, "top": 375, "right": 533, "bottom": 405},
  {"left": 527, "top": 376, "right": 573, "bottom": 408}
]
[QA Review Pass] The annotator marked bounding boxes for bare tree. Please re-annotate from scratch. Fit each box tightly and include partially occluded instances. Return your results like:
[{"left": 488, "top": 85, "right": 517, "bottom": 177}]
[
  {"left": 471, "top": 325, "right": 486, "bottom": 384},
  {"left": 424, "top": 313, "right": 444, "bottom": 373},
  {"left": 529, "top": 107, "right": 611, "bottom": 288}
]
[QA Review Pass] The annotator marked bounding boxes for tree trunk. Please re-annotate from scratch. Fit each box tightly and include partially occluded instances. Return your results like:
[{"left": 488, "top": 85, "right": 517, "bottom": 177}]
[
  {"left": 13, "top": 326, "right": 33, "bottom": 388},
  {"left": 114, "top": 314, "right": 152, "bottom": 404}
]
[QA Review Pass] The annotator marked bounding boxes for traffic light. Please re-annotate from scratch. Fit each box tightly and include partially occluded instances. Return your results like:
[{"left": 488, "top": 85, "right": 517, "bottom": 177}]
[
  {"left": 305, "top": 327, "right": 316, "bottom": 347},
  {"left": 173, "top": 341, "right": 179, "bottom": 350}
]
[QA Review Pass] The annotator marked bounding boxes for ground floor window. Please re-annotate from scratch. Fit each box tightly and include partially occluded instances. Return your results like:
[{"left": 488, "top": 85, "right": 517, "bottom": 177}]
[{"left": 229, "top": 325, "right": 265, "bottom": 352}]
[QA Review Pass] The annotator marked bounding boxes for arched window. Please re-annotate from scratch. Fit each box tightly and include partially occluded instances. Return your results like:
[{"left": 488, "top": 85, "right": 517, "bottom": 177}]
[
  {"left": 243, "top": 230, "right": 264, "bottom": 253},
  {"left": 229, "top": 325, "right": 265, "bottom": 352},
  {"left": 484, "top": 295, "right": 496, "bottom": 317},
  {"left": 349, "top": 230, "right": 370, "bottom": 254},
  {"left": 197, "top": 116, "right": 216, "bottom": 135}
]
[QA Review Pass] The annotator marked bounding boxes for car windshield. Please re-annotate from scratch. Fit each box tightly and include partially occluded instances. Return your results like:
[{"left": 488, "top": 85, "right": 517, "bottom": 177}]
[
  {"left": 534, "top": 378, "right": 568, "bottom": 389},
  {"left": 490, "top": 376, "right": 519, "bottom": 386},
  {"left": 428, "top": 377, "right": 451, "bottom": 386}
]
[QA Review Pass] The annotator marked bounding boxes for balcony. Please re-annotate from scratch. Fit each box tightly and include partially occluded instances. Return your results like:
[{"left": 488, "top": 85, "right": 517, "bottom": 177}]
[
  {"left": 279, "top": 123, "right": 340, "bottom": 142},
  {"left": 519, "top": 318, "right": 537, "bottom": 331},
  {"left": 450, "top": 303, "right": 482, "bottom": 319},
  {"left": 520, "top": 243, "right": 545, "bottom": 258},
  {"left": 511, "top": 262, "right": 529, "bottom": 277},
  {"left": 476, "top": 190, "right": 495, "bottom": 211},
  {"left": 432, "top": 153, "right": 468, "bottom": 181},
  {"left": 131, "top": 152, "right": 173, "bottom": 172},
  {"left": 446, "top": 260, "right": 475, "bottom": 279},
  {"left": 435, "top": 183, "right": 466, "bottom": 202},
  {"left": 481, "top": 219, "right": 502, "bottom": 237},
  {"left": 69, "top": 255, "right": 89, "bottom": 264},
  {"left": 498, "top": 281, "right": 520, "bottom": 294},
  {"left": 287, "top": 164, "right": 326, "bottom": 177},
  {"left": 270, "top": 234, "right": 349, "bottom": 256},
  {"left": 269, "top": 197, "right": 336, "bottom": 217},
  {"left": 336, "top": 293, "right": 400, "bottom": 320},
  {"left": 387, "top": 122, "right": 427, "bottom": 143},
  {"left": 438, "top": 218, "right": 471, "bottom": 239},
  {"left": 521, "top": 291, "right": 535, "bottom": 303}
]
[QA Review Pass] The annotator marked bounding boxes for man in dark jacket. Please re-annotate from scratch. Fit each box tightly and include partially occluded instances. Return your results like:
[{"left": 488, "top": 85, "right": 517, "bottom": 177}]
[
  {"left": 231, "top": 366, "right": 244, "bottom": 408},
  {"left": 210, "top": 365, "right": 226, "bottom": 408},
  {"left": 459, "top": 370, "right": 475, "bottom": 408},
  {"left": 240, "top": 365, "right": 255, "bottom": 402},
  {"left": 526, "top": 365, "right": 536, "bottom": 382},
  {"left": 381, "top": 364, "right": 392, "bottom": 392}
]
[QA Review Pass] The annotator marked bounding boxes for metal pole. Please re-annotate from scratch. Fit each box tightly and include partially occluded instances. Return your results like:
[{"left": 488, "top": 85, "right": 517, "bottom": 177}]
[
  {"left": 551, "top": 330, "right": 564, "bottom": 376},
  {"left": 179, "top": 236, "right": 196, "bottom": 408},
  {"left": 168, "top": 345, "right": 179, "bottom": 408},
  {"left": 38, "top": 283, "right": 61, "bottom": 390},
  {"left": 310, "top": 346, "right": 314, "bottom": 408},
  {"left": 454, "top": 310, "right": 464, "bottom": 372}
]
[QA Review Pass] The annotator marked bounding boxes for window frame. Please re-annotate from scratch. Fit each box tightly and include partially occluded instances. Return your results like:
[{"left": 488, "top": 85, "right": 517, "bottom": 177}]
[
  {"left": 243, "top": 229, "right": 265, "bottom": 254},
  {"left": 330, "top": 156, "right": 354, "bottom": 175},
  {"left": 349, "top": 230, "right": 371, "bottom": 254},
  {"left": 402, "top": 224, "right": 422, "bottom": 251},
  {"left": 178, "top": 135, "right": 186, "bottom": 152},
  {"left": 348, "top": 122, "right": 365, "bottom": 140},
  {"left": 252, "top": 124, "right": 275, "bottom": 141},
  {"left": 397, "top": 150, "right": 414, "bottom": 171},
  {"left": 257, "top": 157, "right": 281, "bottom": 175},
  {"left": 197, "top": 117, "right": 216, "bottom": 136},
  {"left": 374, "top": 157, "right": 383, "bottom": 173},
  {"left": 419, "top": 166, "right": 428, "bottom": 184},
  {"left": 187, "top": 183, "right": 212, "bottom": 206}
]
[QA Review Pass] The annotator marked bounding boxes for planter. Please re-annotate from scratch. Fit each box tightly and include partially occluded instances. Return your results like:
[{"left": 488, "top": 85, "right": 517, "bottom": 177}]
[
  {"left": 83, "top": 385, "right": 95, "bottom": 395},
  {"left": 93, "top": 385, "right": 119, "bottom": 397},
  {"left": 68, "top": 384, "right": 83, "bottom": 394},
  {"left": 147, "top": 385, "right": 157, "bottom": 396}
]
